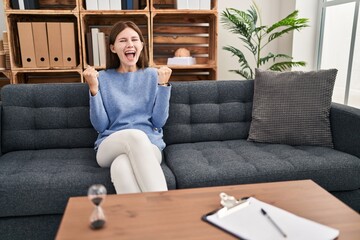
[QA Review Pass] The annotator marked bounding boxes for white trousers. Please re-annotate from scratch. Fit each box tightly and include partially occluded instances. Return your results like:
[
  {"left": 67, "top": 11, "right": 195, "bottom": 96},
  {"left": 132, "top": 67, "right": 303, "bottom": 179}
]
[{"left": 96, "top": 129, "right": 168, "bottom": 194}]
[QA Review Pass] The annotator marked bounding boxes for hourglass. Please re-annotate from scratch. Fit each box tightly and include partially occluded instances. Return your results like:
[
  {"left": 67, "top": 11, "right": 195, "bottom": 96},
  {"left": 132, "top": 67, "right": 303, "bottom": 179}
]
[{"left": 88, "top": 184, "right": 107, "bottom": 229}]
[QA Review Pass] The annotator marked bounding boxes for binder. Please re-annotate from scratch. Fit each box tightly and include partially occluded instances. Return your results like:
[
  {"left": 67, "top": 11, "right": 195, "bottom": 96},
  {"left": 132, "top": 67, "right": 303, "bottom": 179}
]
[
  {"left": 18, "top": 0, "right": 25, "bottom": 9},
  {"left": 109, "top": 0, "right": 122, "bottom": 10},
  {"left": 17, "top": 22, "right": 37, "bottom": 68},
  {"left": 32, "top": 22, "right": 50, "bottom": 67},
  {"left": 176, "top": 0, "right": 189, "bottom": 9},
  {"left": 24, "top": 0, "right": 39, "bottom": 9},
  {"left": 97, "top": 32, "right": 107, "bottom": 67},
  {"left": 126, "top": 0, "right": 133, "bottom": 9},
  {"left": 11, "top": 0, "right": 19, "bottom": 9},
  {"left": 199, "top": 0, "right": 210, "bottom": 10},
  {"left": 91, "top": 28, "right": 100, "bottom": 66},
  {"left": 47, "top": 22, "right": 64, "bottom": 67},
  {"left": 132, "top": 0, "right": 139, "bottom": 10},
  {"left": 188, "top": 0, "right": 199, "bottom": 9},
  {"left": 86, "top": 32, "right": 94, "bottom": 66},
  {"left": 98, "top": 0, "right": 110, "bottom": 10},
  {"left": 86, "top": 0, "right": 98, "bottom": 10},
  {"left": 121, "top": 0, "right": 127, "bottom": 9},
  {"left": 60, "top": 22, "right": 77, "bottom": 67},
  {"left": 203, "top": 197, "right": 340, "bottom": 240}
]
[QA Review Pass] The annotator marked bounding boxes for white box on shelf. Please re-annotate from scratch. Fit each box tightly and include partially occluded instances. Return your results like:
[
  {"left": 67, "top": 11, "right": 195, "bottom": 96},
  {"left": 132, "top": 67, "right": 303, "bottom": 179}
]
[
  {"left": 86, "top": 0, "right": 98, "bottom": 10},
  {"left": 176, "top": 0, "right": 189, "bottom": 9},
  {"left": 98, "top": 0, "right": 110, "bottom": 10},
  {"left": 167, "top": 57, "right": 196, "bottom": 65},
  {"left": 199, "top": 0, "right": 211, "bottom": 10},
  {"left": 188, "top": 0, "right": 200, "bottom": 9},
  {"left": 109, "top": 0, "right": 122, "bottom": 10}
]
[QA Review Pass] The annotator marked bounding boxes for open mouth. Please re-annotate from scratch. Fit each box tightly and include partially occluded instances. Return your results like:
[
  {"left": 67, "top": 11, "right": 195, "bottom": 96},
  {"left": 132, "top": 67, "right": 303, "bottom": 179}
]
[{"left": 125, "top": 51, "right": 136, "bottom": 61}]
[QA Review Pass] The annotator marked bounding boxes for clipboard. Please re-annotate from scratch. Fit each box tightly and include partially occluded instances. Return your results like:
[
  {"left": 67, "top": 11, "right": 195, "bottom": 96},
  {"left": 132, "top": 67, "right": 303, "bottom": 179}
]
[{"left": 202, "top": 193, "right": 340, "bottom": 240}]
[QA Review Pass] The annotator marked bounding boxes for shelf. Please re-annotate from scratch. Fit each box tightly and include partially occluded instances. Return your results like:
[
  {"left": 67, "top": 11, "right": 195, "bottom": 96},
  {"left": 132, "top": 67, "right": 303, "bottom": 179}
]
[
  {"left": 4, "top": 0, "right": 78, "bottom": 11},
  {"left": 150, "top": 0, "right": 217, "bottom": 11},
  {"left": 3, "top": 0, "right": 217, "bottom": 83},
  {"left": 79, "top": 0, "right": 149, "bottom": 11},
  {"left": 80, "top": 12, "right": 151, "bottom": 68},
  {"left": 11, "top": 70, "right": 83, "bottom": 84},
  {"left": 6, "top": 13, "right": 81, "bottom": 70},
  {"left": 151, "top": 12, "right": 217, "bottom": 67}
]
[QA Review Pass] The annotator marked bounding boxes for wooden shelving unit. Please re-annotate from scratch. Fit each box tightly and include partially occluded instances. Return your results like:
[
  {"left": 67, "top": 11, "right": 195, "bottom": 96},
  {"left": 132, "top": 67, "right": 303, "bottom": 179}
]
[
  {"left": 4, "top": 0, "right": 82, "bottom": 83},
  {"left": 79, "top": 0, "right": 150, "bottom": 69},
  {"left": 3, "top": 0, "right": 218, "bottom": 83}
]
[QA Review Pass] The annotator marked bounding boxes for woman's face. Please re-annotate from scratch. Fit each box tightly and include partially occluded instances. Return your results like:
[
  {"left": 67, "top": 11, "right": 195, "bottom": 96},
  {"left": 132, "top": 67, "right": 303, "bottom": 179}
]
[{"left": 110, "top": 27, "right": 143, "bottom": 72}]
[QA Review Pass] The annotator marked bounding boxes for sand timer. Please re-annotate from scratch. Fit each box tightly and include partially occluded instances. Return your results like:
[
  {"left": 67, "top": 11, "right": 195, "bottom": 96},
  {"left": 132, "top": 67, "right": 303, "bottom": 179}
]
[{"left": 88, "top": 184, "right": 107, "bottom": 229}]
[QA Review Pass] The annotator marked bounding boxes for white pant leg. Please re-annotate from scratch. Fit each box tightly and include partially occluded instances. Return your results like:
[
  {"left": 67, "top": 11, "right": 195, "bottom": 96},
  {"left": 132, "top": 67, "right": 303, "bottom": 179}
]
[
  {"left": 96, "top": 129, "right": 168, "bottom": 193},
  {"left": 110, "top": 154, "right": 141, "bottom": 194}
]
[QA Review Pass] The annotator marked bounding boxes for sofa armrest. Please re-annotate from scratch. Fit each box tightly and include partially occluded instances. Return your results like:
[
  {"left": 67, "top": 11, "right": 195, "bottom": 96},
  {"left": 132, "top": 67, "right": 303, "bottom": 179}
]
[{"left": 330, "top": 102, "right": 360, "bottom": 158}]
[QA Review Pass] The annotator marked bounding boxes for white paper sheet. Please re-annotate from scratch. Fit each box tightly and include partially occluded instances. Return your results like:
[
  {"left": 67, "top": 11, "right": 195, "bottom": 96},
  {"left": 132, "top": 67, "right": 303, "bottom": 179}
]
[{"left": 204, "top": 197, "right": 339, "bottom": 240}]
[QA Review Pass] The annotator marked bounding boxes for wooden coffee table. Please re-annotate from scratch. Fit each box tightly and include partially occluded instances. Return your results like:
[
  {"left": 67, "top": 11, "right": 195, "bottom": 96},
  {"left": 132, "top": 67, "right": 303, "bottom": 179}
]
[{"left": 56, "top": 180, "right": 360, "bottom": 239}]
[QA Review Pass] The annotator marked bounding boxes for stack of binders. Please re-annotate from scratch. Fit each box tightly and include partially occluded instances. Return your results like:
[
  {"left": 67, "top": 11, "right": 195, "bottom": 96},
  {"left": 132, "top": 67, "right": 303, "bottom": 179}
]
[
  {"left": 86, "top": 28, "right": 108, "bottom": 67},
  {"left": 11, "top": 0, "right": 39, "bottom": 9},
  {"left": 17, "top": 22, "right": 77, "bottom": 68}
]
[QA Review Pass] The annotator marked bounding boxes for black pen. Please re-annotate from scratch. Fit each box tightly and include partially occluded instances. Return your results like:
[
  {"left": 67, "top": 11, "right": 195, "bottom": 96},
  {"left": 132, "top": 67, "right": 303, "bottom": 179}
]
[{"left": 261, "top": 208, "right": 287, "bottom": 238}]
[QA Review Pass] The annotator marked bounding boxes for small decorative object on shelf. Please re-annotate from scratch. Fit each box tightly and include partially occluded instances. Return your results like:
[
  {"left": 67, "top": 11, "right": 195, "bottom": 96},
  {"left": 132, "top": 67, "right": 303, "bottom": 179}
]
[
  {"left": 167, "top": 47, "right": 196, "bottom": 65},
  {"left": 88, "top": 184, "right": 107, "bottom": 229}
]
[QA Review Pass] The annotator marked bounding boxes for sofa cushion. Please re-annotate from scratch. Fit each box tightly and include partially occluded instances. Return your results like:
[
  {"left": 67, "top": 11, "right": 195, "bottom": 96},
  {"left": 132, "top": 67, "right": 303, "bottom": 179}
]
[
  {"left": 163, "top": 140, "right": 360, "bottom": 191},
  {"left": 0, "top": 148, "right": 116, "bottom": 218},
  {"left": 164, "top": 80, "right": 253, "bottom": 145},
  {"left": 0, "top": 148, "right": 177, "bottom": 218},
  {"left": 248, "top": 69, "right": 337, "bottom": 147},
  {"left": 1, "top": 83, "right": 97, "bottom": 153}
]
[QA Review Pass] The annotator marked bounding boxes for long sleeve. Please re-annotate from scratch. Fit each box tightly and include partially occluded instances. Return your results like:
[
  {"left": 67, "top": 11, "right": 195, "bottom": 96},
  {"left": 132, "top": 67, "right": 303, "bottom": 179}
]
[
  {"left": 89, "top": 90, "right": 109, "bottom": 133},
  {"left": 152, "top": 85, "right": 172, "bottom": 128}
]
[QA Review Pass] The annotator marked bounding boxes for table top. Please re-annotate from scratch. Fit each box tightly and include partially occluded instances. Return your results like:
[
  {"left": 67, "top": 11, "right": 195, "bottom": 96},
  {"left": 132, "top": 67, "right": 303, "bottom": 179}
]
[{"left": 56, "top": 180, "right": 360, "bottom": 240}]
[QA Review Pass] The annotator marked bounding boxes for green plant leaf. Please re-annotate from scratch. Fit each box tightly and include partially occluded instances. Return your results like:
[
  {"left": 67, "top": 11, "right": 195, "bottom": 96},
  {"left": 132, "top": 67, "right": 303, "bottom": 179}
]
[{"left": 269, "top": 61, "right": 306, "bottom": 71}]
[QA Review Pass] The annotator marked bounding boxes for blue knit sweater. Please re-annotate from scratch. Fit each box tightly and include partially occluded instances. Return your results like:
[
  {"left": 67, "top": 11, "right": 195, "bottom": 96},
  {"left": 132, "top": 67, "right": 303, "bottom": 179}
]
[{"left": 89, "top": 68, "right": 171, "bottom": 150}]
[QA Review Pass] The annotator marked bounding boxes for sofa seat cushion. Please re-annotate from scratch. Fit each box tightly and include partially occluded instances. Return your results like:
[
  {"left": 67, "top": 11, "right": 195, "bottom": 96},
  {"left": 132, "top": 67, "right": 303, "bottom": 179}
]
[
  {"left": 164, "top": 140, "right": 360, "bottom": 191},
  {"left": 0, "top": 148, "right": 116, "bottom": 218}
]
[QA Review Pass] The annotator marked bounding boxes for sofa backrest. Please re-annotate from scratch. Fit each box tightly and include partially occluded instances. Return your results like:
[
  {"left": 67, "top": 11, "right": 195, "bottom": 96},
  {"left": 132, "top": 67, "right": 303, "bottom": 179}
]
[
  {"left": 0, "top": 83, "right": 97, "bottom": 153},
  {"left": 163, "top": 80, "right": 254, "bottom": 145}
]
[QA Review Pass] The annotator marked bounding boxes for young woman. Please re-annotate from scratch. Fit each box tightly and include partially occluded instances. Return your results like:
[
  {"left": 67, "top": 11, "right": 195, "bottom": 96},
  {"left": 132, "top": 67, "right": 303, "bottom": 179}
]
[{"left": 83, "top": 21, "right": 172, "bottom": 194}]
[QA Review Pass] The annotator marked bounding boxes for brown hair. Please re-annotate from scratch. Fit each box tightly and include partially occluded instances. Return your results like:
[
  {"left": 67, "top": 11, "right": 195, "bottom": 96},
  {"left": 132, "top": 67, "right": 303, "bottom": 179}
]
[{"left": 106, "top": 21, "right": 149, "bottom": 69}]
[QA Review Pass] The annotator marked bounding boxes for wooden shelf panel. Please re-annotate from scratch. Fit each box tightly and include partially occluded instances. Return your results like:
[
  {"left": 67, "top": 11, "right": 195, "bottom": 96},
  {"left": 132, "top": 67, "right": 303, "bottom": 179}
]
[
  {"left": 151, "top": 12, "right": 217, "bottom": 68},
  {"left": 151, "top": 0, "right": 217, "bottom": 11},
  {"left": 168, "top": 68, "right": 216, "bottom": 81},
  {"left": 4, "top": 0, "right": 78, "bottom": 11},
  {"left": 11, "top": 70, "right": 83, "bottom": 84},
  {"left": 6, "top": 14, "right": 81, "bottom": 70},
  {"left": 78, "top": 0, "right": 149, "bottom": 11}
]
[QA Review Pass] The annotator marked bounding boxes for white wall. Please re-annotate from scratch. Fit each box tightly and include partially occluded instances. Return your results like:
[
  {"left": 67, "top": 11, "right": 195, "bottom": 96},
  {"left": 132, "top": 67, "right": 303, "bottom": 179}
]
[
  {"left": 292, "top": 0, "right": 320, "bottom": 71},
  {"left": 0, "top": 1, "right": 5, "bottom": 34}
]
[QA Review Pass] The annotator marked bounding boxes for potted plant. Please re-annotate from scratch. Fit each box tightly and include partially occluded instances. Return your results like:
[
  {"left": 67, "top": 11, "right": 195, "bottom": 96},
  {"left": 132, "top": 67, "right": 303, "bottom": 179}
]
[{"left": 221, "top": 2, "right": 309, "bottom": 79}]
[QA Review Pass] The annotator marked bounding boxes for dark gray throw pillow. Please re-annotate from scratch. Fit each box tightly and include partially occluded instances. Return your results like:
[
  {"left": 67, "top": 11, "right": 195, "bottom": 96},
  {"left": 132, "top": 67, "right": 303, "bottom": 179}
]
[{"left": 248, "top": 68, "right": 337, "bottom": 147}]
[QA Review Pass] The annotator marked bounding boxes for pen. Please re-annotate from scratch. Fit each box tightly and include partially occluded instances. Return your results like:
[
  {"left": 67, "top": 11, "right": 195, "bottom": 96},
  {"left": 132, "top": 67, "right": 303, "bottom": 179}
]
[{"left": 261, "top": 208, "right": 287, "bottom": 238}]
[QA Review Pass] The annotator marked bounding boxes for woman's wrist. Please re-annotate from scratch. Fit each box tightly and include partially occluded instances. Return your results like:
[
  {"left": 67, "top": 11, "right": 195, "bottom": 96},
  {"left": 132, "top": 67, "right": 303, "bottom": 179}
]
[{"left": 158, "top": 82, "right": 169, "bottom": 86}]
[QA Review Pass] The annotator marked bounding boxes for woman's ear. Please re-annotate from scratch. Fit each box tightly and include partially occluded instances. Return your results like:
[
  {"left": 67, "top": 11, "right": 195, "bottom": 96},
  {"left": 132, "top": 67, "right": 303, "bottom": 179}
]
[{"left": 110, "top": 44, "right": 116, "bottom": 53}]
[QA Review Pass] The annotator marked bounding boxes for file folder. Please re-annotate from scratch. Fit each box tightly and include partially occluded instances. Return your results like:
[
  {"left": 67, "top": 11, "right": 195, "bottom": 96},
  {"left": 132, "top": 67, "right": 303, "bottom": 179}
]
[
  {"left": 60, "top": 22, "right": 77, "bottom": 67},
  {"left": 32, "top": 22, "right": 50, "bottom": 67},
  {"left": 17, "top": 22, "right": 37, "bottom": 68},
  {"left": 97, "top": 32, "right": 106, "bottom": 67},
  {"left": 47, "top": 22, "right": 64, "bottom": 67},
  {"left": 91, "top": 28, "right": 100, "bottom": 66},
  {"left": 203, "top": 197, "right": 340, "bottom": 240}
]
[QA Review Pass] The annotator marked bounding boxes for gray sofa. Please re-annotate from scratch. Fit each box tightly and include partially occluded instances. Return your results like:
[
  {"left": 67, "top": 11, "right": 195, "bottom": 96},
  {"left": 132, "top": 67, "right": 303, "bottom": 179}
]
[{"left": 0, "top": 80, "right": 359, "bottom": 240}]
